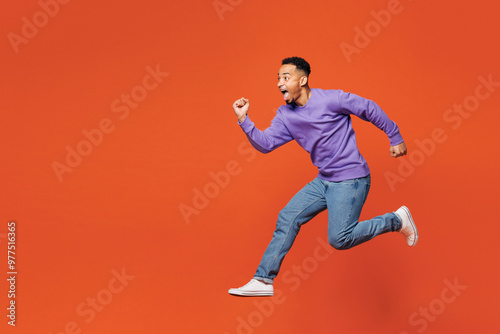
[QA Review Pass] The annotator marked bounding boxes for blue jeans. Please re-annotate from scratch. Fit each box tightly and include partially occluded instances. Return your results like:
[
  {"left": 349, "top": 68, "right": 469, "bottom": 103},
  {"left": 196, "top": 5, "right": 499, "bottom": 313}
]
[{"left": 254, "top": 175, "right": 402, "bottom": 283}]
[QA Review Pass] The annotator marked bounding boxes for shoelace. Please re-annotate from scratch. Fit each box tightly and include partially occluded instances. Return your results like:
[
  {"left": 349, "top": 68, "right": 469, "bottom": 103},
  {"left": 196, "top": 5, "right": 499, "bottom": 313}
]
[
  {"left": 240, "top": 279, "right": 269, "bottom": 289},
  {"left": 239, "top": 280, "right": 256, "bottom": 289}
]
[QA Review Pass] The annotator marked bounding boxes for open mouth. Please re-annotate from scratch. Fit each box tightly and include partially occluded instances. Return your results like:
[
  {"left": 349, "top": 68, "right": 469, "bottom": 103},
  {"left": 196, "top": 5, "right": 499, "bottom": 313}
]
[{"left": 280, "top": 88, "right": 289, "bottom": 101}]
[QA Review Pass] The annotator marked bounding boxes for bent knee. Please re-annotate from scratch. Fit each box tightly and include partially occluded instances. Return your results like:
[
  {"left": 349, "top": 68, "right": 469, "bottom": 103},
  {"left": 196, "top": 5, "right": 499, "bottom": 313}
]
[{"left": 328, "top": 236, "right": 353, "bottom": 250}]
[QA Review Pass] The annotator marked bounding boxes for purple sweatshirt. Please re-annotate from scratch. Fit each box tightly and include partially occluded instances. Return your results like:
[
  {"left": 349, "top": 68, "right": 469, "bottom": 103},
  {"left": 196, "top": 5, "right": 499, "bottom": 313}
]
[{"left": 239, "top": 88, "right": 404, "bottom": 182}]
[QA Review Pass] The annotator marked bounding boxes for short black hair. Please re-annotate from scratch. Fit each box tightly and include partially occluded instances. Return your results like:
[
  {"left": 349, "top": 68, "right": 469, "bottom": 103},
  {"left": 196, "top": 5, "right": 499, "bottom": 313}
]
[{"left": 281, "top": 57, "right": 311, "bottom": 77}]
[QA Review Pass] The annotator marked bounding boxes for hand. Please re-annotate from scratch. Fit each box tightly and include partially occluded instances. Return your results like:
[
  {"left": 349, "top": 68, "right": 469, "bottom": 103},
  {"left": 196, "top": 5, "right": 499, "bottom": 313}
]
[
  {"left": 390, "top": 142, "right": 407, "bottom": 158},
  {"left": 232, "top": 97, "right": 249, "bottom": 123}
]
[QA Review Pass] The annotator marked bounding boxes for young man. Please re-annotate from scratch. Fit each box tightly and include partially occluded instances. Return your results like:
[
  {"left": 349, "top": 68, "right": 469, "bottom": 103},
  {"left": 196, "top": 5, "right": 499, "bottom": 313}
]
[{"left": 229, "top": 57, "right": 418, "bottom": 297}]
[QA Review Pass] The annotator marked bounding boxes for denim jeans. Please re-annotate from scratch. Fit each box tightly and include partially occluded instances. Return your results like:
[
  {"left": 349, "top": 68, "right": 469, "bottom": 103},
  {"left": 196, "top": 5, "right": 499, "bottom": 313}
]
[{"left": 254, "top": 175, "right": 402, "bottom": 283}]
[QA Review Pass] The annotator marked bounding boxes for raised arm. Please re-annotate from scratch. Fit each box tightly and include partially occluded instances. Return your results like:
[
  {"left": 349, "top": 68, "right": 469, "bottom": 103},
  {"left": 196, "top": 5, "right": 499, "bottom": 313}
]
[{"left": 232, "top": 97, "right": 293, "bottom": 153}]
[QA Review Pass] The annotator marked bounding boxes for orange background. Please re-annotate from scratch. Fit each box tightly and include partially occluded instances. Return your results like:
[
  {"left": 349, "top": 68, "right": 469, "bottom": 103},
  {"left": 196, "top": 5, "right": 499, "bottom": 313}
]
[{"left": 1, "top": 0, "right": 499, "bottom": 333}]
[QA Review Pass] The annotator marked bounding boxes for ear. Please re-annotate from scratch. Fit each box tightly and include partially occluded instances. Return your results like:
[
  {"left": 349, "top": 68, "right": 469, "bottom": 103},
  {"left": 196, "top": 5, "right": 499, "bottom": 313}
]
[{"left": 300, "top": 76, "right": 308, "bottom": 87}]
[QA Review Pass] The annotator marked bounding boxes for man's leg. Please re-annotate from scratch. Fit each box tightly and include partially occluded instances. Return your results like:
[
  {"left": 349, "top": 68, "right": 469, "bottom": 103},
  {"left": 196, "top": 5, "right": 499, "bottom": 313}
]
[
  {"left": 253, "top": 177, "right": 328, "bottom": 283},
  {"left": 325, "top": 175, "right": 402, "bottom": 250},
  {"left": 229, "top": 177, "right": 327, "bottom": 296}
]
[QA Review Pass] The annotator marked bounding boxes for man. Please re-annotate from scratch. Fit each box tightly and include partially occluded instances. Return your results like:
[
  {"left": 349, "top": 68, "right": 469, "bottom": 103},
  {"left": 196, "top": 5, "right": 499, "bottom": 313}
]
[{"left": 228, "top": 57, "right": 418, "bottom": 297}]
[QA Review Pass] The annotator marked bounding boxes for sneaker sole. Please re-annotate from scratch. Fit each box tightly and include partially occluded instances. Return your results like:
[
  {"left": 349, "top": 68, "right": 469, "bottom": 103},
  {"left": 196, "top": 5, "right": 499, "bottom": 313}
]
[
  {"left": 228, "top": 289, "right": 274, "bottom": 297},
  {"left": 401, "top": 205, "right": 418, "bottom": 246}
]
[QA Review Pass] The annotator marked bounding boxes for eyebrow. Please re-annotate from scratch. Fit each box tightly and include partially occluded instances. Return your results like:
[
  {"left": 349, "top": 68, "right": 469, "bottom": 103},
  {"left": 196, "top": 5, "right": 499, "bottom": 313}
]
[{"left": 278, "top": 72, "right": 291, "bottom": 76}]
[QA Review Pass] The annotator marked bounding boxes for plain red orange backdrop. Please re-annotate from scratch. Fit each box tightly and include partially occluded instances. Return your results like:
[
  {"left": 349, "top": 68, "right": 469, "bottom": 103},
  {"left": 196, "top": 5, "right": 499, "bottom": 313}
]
[{"left": 1, "top": 0, "right": 499, "bottom": 333}]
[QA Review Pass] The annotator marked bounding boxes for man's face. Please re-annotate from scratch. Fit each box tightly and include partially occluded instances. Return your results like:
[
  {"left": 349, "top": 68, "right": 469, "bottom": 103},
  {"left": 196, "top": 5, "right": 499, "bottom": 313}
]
[{"left": 277, "top": 64, "right": 306, "bottom": 105}]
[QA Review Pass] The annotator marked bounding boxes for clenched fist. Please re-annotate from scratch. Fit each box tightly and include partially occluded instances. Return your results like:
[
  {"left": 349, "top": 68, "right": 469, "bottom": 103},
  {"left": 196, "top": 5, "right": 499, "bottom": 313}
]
[
  {"left": 390, "top": 142, "right": 407, "bottom": 158},
  {"left": 233, "top": 97, "right": 249, "bottom": 123}
]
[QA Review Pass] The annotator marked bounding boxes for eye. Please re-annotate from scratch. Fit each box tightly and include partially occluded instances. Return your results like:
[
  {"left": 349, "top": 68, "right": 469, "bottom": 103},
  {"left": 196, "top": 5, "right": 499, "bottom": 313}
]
[{"left": 285, "top": 77, "right": 289, "bottom": 81}]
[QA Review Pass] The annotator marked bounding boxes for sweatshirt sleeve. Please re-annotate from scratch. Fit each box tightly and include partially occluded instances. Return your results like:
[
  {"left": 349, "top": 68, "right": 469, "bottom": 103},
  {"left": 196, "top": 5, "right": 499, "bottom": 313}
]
[
  {"left": 337, "top": 90, "right": 404, "bottom": 146},
  {"left": 238, "top": 112, "right": 294, "bottom": 153}
]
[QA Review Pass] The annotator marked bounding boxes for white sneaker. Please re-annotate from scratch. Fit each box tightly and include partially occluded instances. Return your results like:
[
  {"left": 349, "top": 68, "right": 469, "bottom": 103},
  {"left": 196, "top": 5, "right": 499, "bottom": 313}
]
[
  {"left": 395, "top": 206, "right": 419, "bottom": 247},
  {"left": 228, "top": 279, "right": 274, "bottom": 297}
]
